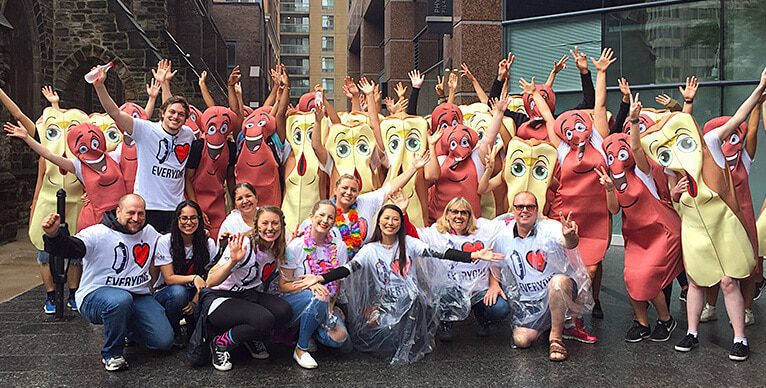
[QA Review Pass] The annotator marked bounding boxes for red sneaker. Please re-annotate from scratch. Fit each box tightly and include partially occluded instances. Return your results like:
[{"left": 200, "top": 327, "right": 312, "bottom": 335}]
[{"left": 563, "top": 326, "right": 598, "bottom": 344}]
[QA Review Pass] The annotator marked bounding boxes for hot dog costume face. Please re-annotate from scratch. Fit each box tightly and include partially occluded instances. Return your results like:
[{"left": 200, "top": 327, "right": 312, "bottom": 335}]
[
  {"left": 67, "top": 122, "right": 127, "bottom": 230},
  {"left": 641, "top": 113, "right": 755, "bottom": 286},
  {"left": 186, "top": 105, "right": 203, "bottom": 139},
  {"left": 602, "top": 133, "right": 683, "bottom": 301},
  {"left": 196, "top": 107, "right": 236, "bottom": 238},
  {"left": 325, "top": 121, "right": 379, "bottom": 194},
  {"left": 504, "top": 138, "right": 558, "bottom": 212},
  {"left": 283, "top": 112, "right": 323, "bottom": 233},
  {"left": 431, "top": 103, "right": 463, "bottom": 156},
  {"left": 117, "top": 103, "right": 147, "bottom": 193},
  {"left": 29, "top": 108, "right": 87, "bottom": 249},
  {"left": 549, "top": 110, "right": 610, "bottom": 265},
  {"left": 236, "top": 107, "right": 281, "bottom": 207},
  {"left": 517, "top": 85, "right": 556, "bottom": 141},
  {"left": 297, "top": 92, "right": 318, "bottom": 112},
  {"left": 88, "top": 113, "right": 122, "bottom": 152},
  {"left": 380, "top": 114, "right": 428, "bottom": 226},
  {"left": 702, "top": 116, "right": 758, "bottom": 255}
]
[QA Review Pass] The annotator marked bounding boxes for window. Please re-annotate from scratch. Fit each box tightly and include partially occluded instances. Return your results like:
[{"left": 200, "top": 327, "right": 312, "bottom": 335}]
[
  {"left": 322, "top": 0, "right": 334, "bottom": 10},
  {"left": 281, "top": 15, "right": 309, "bottom": 33},
  {"left": 321, "top": 36, "right": 334, "bottom": 52},
  {"left": 322, "top": 15, "right": 334, "bottom": 31},
  {"left": 226, "top": 41, "right": 236, "bottom": 72},
  {"left": 321, "top": 57, "right": 334, "bottom": 72},
  {"left": 322, "top": 78, "right": 335, "bottom": 94}
]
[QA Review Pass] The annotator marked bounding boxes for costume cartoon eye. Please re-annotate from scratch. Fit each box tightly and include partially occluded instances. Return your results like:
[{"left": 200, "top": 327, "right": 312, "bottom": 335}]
[
  {"left": 105, "top": 128, "right": 121, "bottom": 143},
  {"left": 607, "top": 154, "right": 615, "bottom": 165},
  {"left": 657, "top": 146, "right": 672, "bottom": 166},
  {"left": 257, "top": 119, "right": 267, "bottom": 127},
  {"left": 388, "top": 135, "right": 401, "bottom": 152},
  {"left": 530, "top": 100, "right": 536, "bottom": 111},
  {"left": 131, "top": 111, "right": 141, "bottom": 119},
  {"left": 460, "top": 136, "right": 470, "bottom": 148},
  {"left": 356, "top": 140, "right": 371, "bottom": 155},
  {"left": 207, "top": 124, "right": 216, "bottom": 136},
  {"left": 729, "top": 133, "right": 741, "bottom": 145},
  {"left": 676, "top": 134, "right": 697, "bottom": 153},
  {"left": 245, "top": 122, "right": 254, "bottom": 129},
  {"left": 440, "top": 122, "right": 449, "bottom": 131},
  {"left": 574, "top": 122, "right": 587, "bottom": 132},
  {"left": 336, "top": 140, "right": 351, "bottom": 157},
  {"left": 532, "top": 161, "right": 548, "bottom": 180},
  {"left": 307, "top": 128, "right": 313, "bottom": 140},
  {"left": 78, "top": 144, "right": 89, "bottom": 154},
  {"left": 292, "top": 128, "right": 303, "bottom": 145},
  {"left": 639, "top": 123, "right": 647, "bottom": 133},
  {"left": 220, "top": 123, "right": 229, "bottom": 135},
  {"left": 190, "top": 113, "right": 197, "bottom": 121},
  {"left": 565, "top": 129, "right": 573, "bottom": 140},
  {"left": 510, "top": 159, "right": 526, "bottom": 177},
  {"left": 451, "top": 119, "right": 458, "bottom": 127},
  {"left": 405, "top": 134, "right": 420, "bottom": 152},
  {"left": 90, "top": 138, "right": 100, "bottom": 150},
  {"left": 618, "top": 149, "right": 629, "bottom": 161},
  {"left": 449, "top": 139, "right": 458, "bottom": 151},
  {"left": 477, "top": 129, "right": 485, "bottom": 140},
  {"left": 45, "top": 125, "right": 61, "bottom": 141}
]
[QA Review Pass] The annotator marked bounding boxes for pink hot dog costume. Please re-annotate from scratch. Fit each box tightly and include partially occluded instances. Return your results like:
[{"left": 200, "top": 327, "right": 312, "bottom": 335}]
[
  {"left": 68, "top": 122, "right": 127, "bottom": 230},
  {"left": 235, "top": 107, "right": 281, "bottom": 207},
  {"left": 192, "top": 107, "right": 237, "bottom": 238},
  {"left": 430, "top": 103, "right": 464, "bottom": 156},
  {"left": 516, "top": 84, "right": 556, "bottom": 141},
  {"left": 602, "top": 133, "right": 683, "bottom": 301},
  {"left": 549, "top": 110, "right": 610, "bottom": 265},
  {"left": 187, "top": 105, "right": 203, "bottom": 139}
]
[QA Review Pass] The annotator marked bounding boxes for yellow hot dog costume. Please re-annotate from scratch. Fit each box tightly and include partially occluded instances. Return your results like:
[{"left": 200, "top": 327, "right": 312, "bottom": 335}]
[
  {"left": 641, "top": 113, "right": 755, "bottom": 286},
  {"left": 283, "top": 112, "right": 324, "bottom": 234},
  {"left": 503, "top": 138, "right": 558, "bottom": 212},
  {"left": 89, "top": 113, "right": 123, "bottom": 152},
  {"left": 324, "top": 121, "right": 379, "bottom": 194},
  {"left": 29, "top": 108, "right": 87, "bottom": 249},
  {"left": 380, "top": 114, "right": 428, "bottom": 226}
]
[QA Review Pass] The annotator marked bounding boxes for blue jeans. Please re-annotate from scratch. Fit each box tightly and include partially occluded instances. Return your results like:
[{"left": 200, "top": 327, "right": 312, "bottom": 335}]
[
  {"left": 282, "top": 290, "right": 348, "bottom": 351},
  {"left": 154, "top": 284, "right": 196, "bottom": 332},
  {"left": 472, "top": 292, "right": 512, "bottom": 325},
  {"left": 80, "top": 286, "right": 174, "bottom": 359}
]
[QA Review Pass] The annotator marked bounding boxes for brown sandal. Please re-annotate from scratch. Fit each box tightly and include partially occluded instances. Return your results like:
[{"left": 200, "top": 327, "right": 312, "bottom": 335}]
[{"left": 549, "top": 339, "right": 568, "bottom": 362}]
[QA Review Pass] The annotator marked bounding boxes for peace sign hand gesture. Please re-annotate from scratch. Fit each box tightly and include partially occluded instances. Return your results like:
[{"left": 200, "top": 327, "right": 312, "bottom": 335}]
[
  {"left": 594, "top": 166, "right": 615, "bottom": 192},
  {"left": 560, "top": 211, "right": 578, "bottom": 242}
]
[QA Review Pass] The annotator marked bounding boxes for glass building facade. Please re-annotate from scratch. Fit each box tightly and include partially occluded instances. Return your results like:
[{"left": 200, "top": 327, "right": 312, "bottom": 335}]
[{"left": 503, "top": 0, "right": 766, "bottom": 233}]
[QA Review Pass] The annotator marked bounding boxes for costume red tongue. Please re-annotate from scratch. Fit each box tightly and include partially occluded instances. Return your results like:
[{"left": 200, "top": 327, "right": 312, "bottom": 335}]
[
  {"left": 687, "top": 174, "right": 698, "bottom": 197},
  {"left": 60, "top": 152, "right": 68, "bottom": 175},
  {"left": 297, "top": 154, "right": 307, "bottom": 176},
  {"left": 354, "top": 168, "right": 363, "bottom": 191}
]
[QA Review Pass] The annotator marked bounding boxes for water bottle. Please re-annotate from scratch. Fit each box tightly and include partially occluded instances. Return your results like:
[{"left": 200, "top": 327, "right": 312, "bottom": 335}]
[{"left": 84, "top": 62, "right": 114, "bottom": 84}]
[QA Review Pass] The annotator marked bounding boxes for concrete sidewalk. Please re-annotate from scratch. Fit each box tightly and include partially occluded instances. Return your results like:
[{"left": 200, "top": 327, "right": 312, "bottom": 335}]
[{"left": 0, "top": 229, "right": 42, "bottom": 303}]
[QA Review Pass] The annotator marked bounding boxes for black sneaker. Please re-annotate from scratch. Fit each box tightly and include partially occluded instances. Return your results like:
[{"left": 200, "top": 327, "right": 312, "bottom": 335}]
[
  {"left": 729, "top": 342, "right": 749, "bottom": 361},
  {"left": 754, "top": 280, "right": 765, "bottom": 301},
  {"left": 650, "top": 317, "right": 677, "bottom": 342},
  {"left": 476, "top": 322, "right": 490, "bottom": 338},
  {"left": 679, "top": 289, "right": 688, "bottom": 303},
  {"left": 625, "top": 321, "right": 650, "bottom": 343},
  {"left": 243, "top": 340, "right": 270, "bottom": 359},
  {"left": 674, "top": 333, "right": 699, "bottom": 352},
  {"left": 173, "top": 327, "right": 187, "bottom": 349},
  {"left": 210, "top": 342, "right": 232, "bottom": 371},
  {"left": 437, "top": 321, "right": 453, "bottom": 342},
  {"left": 592, "top": 300, "right": 604, "bottom": 319}
]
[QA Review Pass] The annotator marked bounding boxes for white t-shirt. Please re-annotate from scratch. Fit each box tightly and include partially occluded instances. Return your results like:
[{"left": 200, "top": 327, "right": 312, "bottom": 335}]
[
  {"left": 704, "top": 130, "right": 753, "bottom": 173},
  {"left": 493, "top": 219, "right": 567, "bottom": 302},
  {"left": 556, "top": 129, "right": 607, "bottom": 164},
  {"left": 70, "top": 151, "right": 121, "bottom": 183},
  {"left": 437, "top": 151, "right": 485, "bottom": 182},
  {"left": 210, "top": 238, "right": 280, "bottom": 292},
  {"left": 217, "top": 210, "right": 252, "bottom": 242},
  {"left": 283, "top": 229, "right": 348, "bottom": 282},
  {"left": 74, "top": 223, "right": 160, "bottom": 308},
  {"left": 131, "top": 118, "right": 195, "bottom": 211},
  {"left": 152, "top": 233, "right": 216, "bottom": 288},
  {"left": 346, "top": 236, "right": 430, "bottom": 300}
]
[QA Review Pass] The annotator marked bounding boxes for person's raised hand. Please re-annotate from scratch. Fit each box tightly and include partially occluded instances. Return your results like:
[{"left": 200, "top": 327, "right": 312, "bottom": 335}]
[
  {"left": 394, "top": 82, "right": 408, "bottom": 100},
  {"left": 3, "top": 120, "right": 28, "bottom": 140},
  {"left": 679, "top": 76, "right": 699, "bottom": 101},
  {"left": 460, "top": 63, "right": 477, "bottom": 82},
  {"left": 590, "top": 47, "right": 616, "bottom": 73},
  {"left": 358, "top": 77, "right": 375, "bottom": 95},
  {"left": 408, "top": 69, "right": 424, "bottom": 89},
  {"left": 560, "top": 211, "right": 578, "bottom": 239},
  {"left": 228, "top": 65, "right": 241, "bottom": 87},
  {"left": 570, "top": 46, "right": 589, "bottom": 74},
  {"left": 412, "top": 150, "right": 431, "bottom": 170},
  {"left": 629, "top": 92, "right": 642, "bottom": 119},
  {"left": 671, "top": 175, "right": 689, "bottom": 200},
  {"left": 198, "top": 70, "right": 208, "bottom": 87},
  {"left": 388, "top": 188, "right": 410, "bottom": 212},
  {"left": 447, "top": 72, "right": 459, "bottom": 93},
  {"left": 618, "top": 78, "right": 631, "bottom": 98},
  {"left": 228, "top": 233, "right": 247, "bottom": 263},
  {"left": 147, "top": 78, "right": 161, "bottom": 98},
  {"left": 435, "top": 75, "right": 445, "bottom": 97},
  {"left": 41, "top": 86, "right": 59, "bottom": 105},
  {"left": 595, "top": 166, "right": 615, "bottom": 192},
  {"left": 552, "top": 55, "right": 568, "bottom": 74},
  {"left": 41, "top": 213, "right": 61, "bottom": 237},
  {"left": 428, "top": 127, "right": 443, "bottom": 146},
  {"left": 519, "top": 77, "right": 537, "bottom": 95}
]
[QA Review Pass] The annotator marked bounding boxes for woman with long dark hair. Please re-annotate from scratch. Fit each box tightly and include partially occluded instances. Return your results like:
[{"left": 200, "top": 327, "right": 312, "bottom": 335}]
[
  {"left": 218, "top": 182, "right": 259, "bottom": 240},
  {"left": 297, "top": 204, "right": 502, "bottom": 363},
  {"left": 153, "top": 200, "right": 215, "bottom": 347},
  {"left": 202, "top": 206, "right": 292, "bottom": 371}
]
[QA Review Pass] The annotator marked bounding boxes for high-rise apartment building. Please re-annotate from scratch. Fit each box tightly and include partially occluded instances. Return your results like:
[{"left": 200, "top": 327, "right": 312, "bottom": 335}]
[{"left": 280, "top": 0, "right": 347, "bottom": 105}]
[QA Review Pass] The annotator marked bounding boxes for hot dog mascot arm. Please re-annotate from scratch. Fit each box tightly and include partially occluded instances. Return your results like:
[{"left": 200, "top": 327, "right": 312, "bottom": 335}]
[
  {"left": 275, "top": 71, "right": 290, "bottom": 142},
  {"left": 478, "top": 96, "right": 510, "bottom": 161},
  {"left": 628, "top": 96, "right": 652, "bottom": 175},
  {"left": 93, "top": 68, "right": 134, "bottom": 135},
  {"left": 317, "top": 84, "right": 341, "bottom": 125},
  {"left": 145, "top": 79, "right": 161, "bottom": 119},
  {"left": 424, "top": 129, "right": 442, "bottom": 184},
  {"left": 198, "top": 71, "right": 216, "bottom": 109},
  {"left": 360, "top": 78, "right": 387, "bottom": 165},
  {"left": 311, "top": 107, "right": 329, "bottom": 167},
  {"left": 0, "top": 86, "right": 36, "bottom": 136},
  {"left": 227, "top": 66, "right": 242, "bottom": 119},
  {"left": 4, "top": 122, "right": 75, "bottom": 173},
  {"left": 477, "top": 143, "right": 502, "bottom": 195},
  {"left": 590, "top": 48, "right": 616, "bottom": 139},
  {"left": 712, "top": 70, "right": 766, "bottom": 142},
  {"left": 744, "top": 102, "right": 760, "bottom": 159},
  {"left": 184, "top": 167, "right": 197, "bottom": 202}
]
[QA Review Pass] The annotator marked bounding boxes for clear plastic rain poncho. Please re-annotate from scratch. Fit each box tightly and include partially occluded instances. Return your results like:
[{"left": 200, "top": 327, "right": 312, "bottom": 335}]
[
  {"left": 491, "top": 219, "right": 593, "bottom": 330},
  {"left": 342, "top": 236, "right": 449, "bottom": 364}
]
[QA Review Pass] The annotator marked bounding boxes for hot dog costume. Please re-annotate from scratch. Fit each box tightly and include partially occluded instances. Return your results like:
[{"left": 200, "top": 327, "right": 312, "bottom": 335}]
[
  {"left": 503, "top": 138, "right": 558, "bottom": 213},
  {"left": 517, "top": 85, "right": 556, "bottom": 141},
  {"left": 380, "top": 114, "right": 429, "bottom": 226},
  {"left": 641, "top": 113, "right": 755, "bottom": 286},
  {"left": 117, "top": 103, "right": 146, "bottom": 193},
  {"left": 549, "top": 110, "right": 610, "bottom": 266},
  {"left": 186, "top": 105, "right": 203, "bottom": 139},
  {"left": 236, "top": 107, "right": 281, "bottom": 207},
  {"left": 602, "top": 133, "right": 682, "bottom": 301},
  {"left": 283, "top": 111, "right": 324, "bottom": 233},
  {"left": 324, "top": 121, "right": 380, "bottom": 194},
  {"left": 29, "top": 108, "right": 87, "bottom": 249},
  {"left": 67, "top": 123, "right": 127, "bottom": 230},
  {"left": 88, "top": 113, "right": 122, "bottom": 152}
]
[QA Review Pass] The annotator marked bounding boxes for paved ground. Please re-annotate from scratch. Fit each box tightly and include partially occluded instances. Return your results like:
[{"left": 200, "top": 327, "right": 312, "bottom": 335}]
[
  {"left": 0, "top": 229, "right": 42, "bottom": 303},
  {"left": 0, "top": 244, "right": 764, "bottom": 387}
]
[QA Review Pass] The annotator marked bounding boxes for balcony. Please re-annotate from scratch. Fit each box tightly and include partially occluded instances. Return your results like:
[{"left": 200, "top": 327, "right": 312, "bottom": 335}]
[
  {"left": 281, "top": 1, "right": 309, "bottom": 14},
  {"left": 281, "top": 44, "right": 309, "bottom": 55},
  {"left": 285, "top": 65, "right": 310, "bottom": 75},
  {"left": 280, "top": 23, "right": 309, "bottom": 33}
]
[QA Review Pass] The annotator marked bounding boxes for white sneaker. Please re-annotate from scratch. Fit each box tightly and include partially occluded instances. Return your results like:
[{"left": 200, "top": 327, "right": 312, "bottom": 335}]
[
  {"left": 293, "top": 348, "right": 318, "bottom": 369},
  {"left": 744, "top": 309, "right": 755, "bottom": 326},
  {"left": 102, "top": 355, "right": 129, "bottom": 372},
  {"left": 699, "top": 303, "right": 717, "bottom": 322}
]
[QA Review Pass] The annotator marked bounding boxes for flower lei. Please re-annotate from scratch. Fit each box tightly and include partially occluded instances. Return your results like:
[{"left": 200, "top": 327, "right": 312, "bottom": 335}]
[
  {"left": 332, "top": 200, "right": 362, "bottom": 258},
  {"left": 302, "top": 224, "right": 340, "bottom": 297}
]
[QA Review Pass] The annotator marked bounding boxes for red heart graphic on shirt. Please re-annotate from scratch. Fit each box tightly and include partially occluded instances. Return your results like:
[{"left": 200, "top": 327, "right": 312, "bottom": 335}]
[
  {"left": 133, "top": 243, "right": 150, "bottom": 267},
  {"left": 526, "top": 250, "right": 547, "bottom": 272},
  {"left": 359, "top": 218, "right": 368, "bottom": 241},
  {"left": 174, "top": 143, "right": 190, "bottom": 163},
  {"left": 391, "top": 257, "right": 411, "bottom": 277},
  {"left": 461, "top": 241, "right": 485, "bottom": 253},
  {"left": 261, "top": 261, "right": 276, "bottom": 282}
]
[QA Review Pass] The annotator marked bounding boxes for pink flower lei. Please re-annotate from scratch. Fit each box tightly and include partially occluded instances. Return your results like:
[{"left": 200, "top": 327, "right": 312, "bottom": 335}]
[{"left": 302, "top": 224, "right": 340, "bottom": 297}]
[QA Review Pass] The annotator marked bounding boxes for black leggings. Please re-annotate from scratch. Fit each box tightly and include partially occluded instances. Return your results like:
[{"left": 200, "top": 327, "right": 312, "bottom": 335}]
[{"left": 207, "top": 292, "right": 292, "bottom": 344}]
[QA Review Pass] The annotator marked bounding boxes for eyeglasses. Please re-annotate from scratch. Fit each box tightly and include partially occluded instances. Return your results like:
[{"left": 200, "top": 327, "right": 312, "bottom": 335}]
[
  {"left": 178, "top": 215, "right": 199, "bottom": 223},
  {"left": 447, "top": 209, "right": 471, "bottom": 216},
  {"left": 513, "top": 204, "right": 538, "bottom": 211}
]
